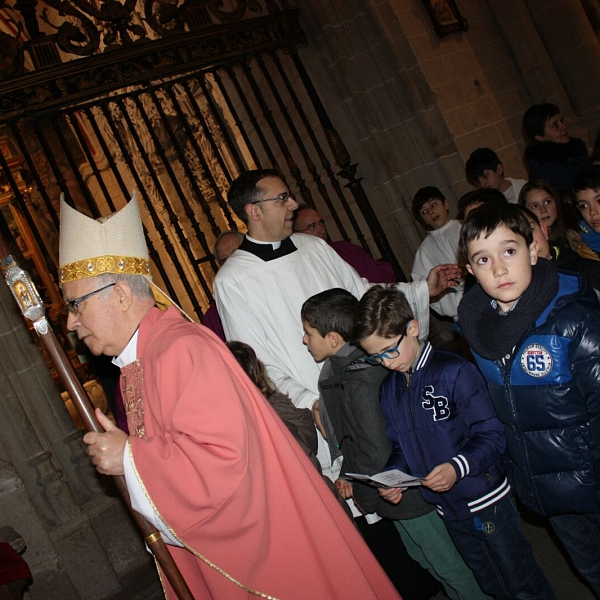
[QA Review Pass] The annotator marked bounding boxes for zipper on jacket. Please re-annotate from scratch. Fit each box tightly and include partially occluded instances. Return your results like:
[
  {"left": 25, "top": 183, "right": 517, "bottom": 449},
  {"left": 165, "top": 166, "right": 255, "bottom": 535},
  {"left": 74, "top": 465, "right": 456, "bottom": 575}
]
[{"left": 496, "top": 353, "right": 540, "bottom": 508}]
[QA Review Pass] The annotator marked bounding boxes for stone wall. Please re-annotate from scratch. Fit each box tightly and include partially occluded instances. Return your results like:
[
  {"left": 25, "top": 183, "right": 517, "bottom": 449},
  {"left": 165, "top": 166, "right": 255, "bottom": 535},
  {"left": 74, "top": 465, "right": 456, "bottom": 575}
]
[
  {"left": 297, "top": 0, "right": 600, "bottom": 273},
  {"left": 401, "top": 0, "right": 531, "bottom": 181}
]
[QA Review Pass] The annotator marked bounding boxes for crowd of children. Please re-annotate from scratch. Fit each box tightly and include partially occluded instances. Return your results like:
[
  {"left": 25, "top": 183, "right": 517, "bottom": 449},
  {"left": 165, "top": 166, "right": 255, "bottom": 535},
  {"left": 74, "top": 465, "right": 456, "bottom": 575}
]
[
  {"left": 217, "top": 103, "right": 600, "bottom": 600},
  {"left": 301, "top": 289, "right": 486, "bottom": 600},
  {"left": 354, "top": 285, "right": 556, "bottom": 600}
]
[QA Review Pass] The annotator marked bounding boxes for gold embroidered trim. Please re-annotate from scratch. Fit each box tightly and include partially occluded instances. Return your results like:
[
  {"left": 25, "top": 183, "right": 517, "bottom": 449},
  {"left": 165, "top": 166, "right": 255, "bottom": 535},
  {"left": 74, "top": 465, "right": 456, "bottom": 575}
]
[
  {"left": 153, "top": 555, "right": 168, "bottom": 599},
  {"left": 59, "top": 256, "right": 151, "bottom": 284},
  {"left": 127, "top": 443, "right": 279, "bottom": 599},
  {"left": 121, "top": 361, "right": 146, "bottom": 439}
]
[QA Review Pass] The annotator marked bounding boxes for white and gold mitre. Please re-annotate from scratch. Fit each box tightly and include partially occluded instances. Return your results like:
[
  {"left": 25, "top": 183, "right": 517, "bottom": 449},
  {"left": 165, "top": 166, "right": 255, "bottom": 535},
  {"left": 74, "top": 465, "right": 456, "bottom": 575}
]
[{"left": 59, "top": 192, "right": 151, "bottom": 285}]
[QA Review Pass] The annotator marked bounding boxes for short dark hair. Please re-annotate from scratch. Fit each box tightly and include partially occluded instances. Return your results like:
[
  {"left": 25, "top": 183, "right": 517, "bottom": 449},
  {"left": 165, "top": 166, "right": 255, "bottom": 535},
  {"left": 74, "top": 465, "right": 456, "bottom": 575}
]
[
  {"left": 457, "top": 188, "right": 508, "bottom": 220},
  {"left": 523, "top": 103, "right": 560, "bottom": 141},
  {"left": 573, "top": 165, "right": 600, "bottom": 196},
  {"left": 460, "top": 202, "right": 533, "bottom": 262},
  {"left": 514, "top": 204, "right": 541, "bottom": 226},
  {"left": 465, "top": 148, "right": 502, "bottom": 180},
  {"left": 293, "top": 204, "right": 319, "bottom": 232},
  {"left": 228, "top": 169, "right": 280, "bottom": 224},
  {"left": 301, "top": 288, "right": 358, "bottom": 340},
  {"left": 412, "top": 186, "right": 446, "bottom": 222},
  {"left": 351, "top": 285, "right": 414, "bottom": 344}
]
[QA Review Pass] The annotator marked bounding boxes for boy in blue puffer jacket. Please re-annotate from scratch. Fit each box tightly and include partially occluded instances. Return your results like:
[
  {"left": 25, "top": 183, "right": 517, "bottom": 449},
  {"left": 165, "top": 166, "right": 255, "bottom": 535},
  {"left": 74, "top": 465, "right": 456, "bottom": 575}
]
[
  {"left": 458, "top": 202, "right": 600, "bottom": 597},
  {"left": 354, "top": 285, "right": 555, "bottom": 600}
]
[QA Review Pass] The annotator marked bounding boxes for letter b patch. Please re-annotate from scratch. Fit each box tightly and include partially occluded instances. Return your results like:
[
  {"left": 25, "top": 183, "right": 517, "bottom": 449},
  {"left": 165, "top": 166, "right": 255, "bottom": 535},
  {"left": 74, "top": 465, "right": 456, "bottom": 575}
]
[{"left": 422, "top": 385, "right": 450, "bottom": 421}]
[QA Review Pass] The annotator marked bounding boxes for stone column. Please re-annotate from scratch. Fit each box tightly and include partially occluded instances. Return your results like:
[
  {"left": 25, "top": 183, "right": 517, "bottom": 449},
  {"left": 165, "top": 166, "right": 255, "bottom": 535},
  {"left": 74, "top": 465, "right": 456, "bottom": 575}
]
[
  {"left": 298, "top": 0, "right": 465, "bottom": 274},
  {"left": 485, "top": 0, "right": 573, "bottom": 114},
  {"left": 523, "top": 0, "right": 600, "bottom": 113}
]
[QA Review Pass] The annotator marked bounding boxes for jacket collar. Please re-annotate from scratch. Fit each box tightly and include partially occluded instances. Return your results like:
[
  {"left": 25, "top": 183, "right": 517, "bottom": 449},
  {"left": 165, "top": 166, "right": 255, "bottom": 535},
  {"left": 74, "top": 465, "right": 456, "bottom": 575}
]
[
  {"left": 413, "top": 340, "right": 433, "bottom": 372},
  {"left": 327, "top": 344, "right": 366, "bottom": 373}
]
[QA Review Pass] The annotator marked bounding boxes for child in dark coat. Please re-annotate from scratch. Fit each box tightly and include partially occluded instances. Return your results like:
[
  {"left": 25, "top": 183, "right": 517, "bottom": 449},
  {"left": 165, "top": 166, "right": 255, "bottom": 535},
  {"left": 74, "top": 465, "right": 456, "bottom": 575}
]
[
  {"left": 301, "top": 289, "right": 487, "bottom": 600},
  {"left": 459, "top": 202, "right": 600, "bottom": 596}
]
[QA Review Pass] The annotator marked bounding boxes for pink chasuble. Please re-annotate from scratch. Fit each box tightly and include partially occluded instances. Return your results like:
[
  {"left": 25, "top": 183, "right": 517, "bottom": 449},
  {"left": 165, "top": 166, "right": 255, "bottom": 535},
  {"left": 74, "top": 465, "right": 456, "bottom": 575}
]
[{"left": 123, "top": 307, "right": 400, "bottom": 600}]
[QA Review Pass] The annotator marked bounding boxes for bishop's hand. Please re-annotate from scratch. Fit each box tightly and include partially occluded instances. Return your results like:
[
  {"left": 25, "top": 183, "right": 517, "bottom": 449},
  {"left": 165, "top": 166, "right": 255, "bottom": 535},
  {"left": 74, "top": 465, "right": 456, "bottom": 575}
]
[{"left": 83, "top": 408, "right": 129, "bottom": 476}]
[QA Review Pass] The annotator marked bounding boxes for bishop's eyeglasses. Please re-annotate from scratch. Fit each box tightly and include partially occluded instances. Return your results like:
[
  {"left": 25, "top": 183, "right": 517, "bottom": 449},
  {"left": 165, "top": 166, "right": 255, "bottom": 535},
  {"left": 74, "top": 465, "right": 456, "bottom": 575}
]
[{"left": 65, "top": 283, "right": 116, "bottom": 315}]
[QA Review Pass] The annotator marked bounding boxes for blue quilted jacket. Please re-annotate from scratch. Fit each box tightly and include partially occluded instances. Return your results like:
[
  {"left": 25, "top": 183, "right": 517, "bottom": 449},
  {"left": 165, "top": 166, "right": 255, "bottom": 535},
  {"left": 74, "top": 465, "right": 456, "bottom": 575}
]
[{"left": 471, "top": 272, "right": 600, "bottom": 517}]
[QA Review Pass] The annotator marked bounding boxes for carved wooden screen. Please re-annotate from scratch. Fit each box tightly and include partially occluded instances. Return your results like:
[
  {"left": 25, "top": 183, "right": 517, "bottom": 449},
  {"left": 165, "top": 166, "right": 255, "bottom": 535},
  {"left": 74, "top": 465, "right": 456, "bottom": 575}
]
[{"left": 0, "top": 7, "right": 403, "bottom": 326}]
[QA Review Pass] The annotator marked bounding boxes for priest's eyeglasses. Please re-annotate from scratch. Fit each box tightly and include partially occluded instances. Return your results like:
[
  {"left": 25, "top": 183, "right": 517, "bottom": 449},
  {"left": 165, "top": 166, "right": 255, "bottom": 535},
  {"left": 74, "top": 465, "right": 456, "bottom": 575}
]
[
  {"left": 364, "top": 322, "right": 410, "bottom": 365},
  {"left": 251, "top": 192, "right": 294, "bottom": 205},
  {"left": 296, "top": 219, "right": 327, "bottom": 233},
  {"left": 65, "top": 283, "right": 116, "bottom": 315}
]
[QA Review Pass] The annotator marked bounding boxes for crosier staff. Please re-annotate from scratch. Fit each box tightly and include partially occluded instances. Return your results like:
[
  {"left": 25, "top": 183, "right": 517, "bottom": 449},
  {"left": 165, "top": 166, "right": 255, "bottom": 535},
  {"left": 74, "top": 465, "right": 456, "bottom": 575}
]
[{"left": 1, "top": 253, "right": 193, "bottom": 600}]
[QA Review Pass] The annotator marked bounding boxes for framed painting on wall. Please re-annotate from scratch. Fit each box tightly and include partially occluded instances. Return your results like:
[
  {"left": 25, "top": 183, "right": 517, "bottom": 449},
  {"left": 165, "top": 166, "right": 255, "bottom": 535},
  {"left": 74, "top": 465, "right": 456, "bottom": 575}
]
[{"left": 423, "top": 0, "right": 469, "bottom": 37}]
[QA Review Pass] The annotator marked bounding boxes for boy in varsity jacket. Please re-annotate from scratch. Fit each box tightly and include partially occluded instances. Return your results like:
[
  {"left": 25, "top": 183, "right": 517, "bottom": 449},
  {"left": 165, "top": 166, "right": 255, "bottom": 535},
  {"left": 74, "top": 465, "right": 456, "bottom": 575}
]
[{"left": 354, "top": 285, "right": 555, "bottom": 600}]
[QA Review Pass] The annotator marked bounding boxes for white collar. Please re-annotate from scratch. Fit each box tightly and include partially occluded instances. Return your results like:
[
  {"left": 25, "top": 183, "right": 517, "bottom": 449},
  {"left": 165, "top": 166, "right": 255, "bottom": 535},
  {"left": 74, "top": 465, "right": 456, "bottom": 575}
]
[
  {"left": 246, "top": 234, "right": 282, "bottom": 250},
  {"left": 112, "top": 329, "right": 139, "bottom": 368},
  {"left": 429, "top": 219, "right": 456, "bottom": 236}
]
